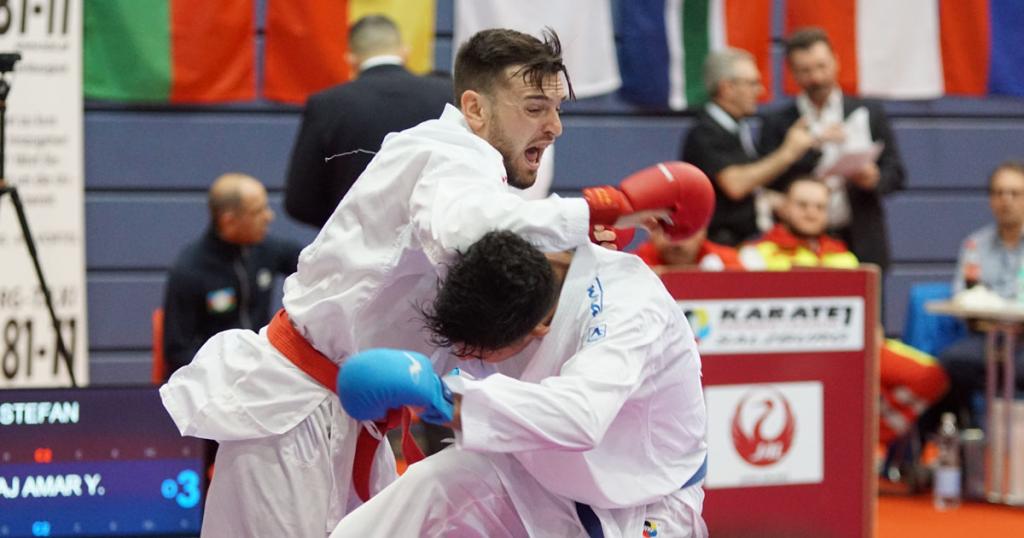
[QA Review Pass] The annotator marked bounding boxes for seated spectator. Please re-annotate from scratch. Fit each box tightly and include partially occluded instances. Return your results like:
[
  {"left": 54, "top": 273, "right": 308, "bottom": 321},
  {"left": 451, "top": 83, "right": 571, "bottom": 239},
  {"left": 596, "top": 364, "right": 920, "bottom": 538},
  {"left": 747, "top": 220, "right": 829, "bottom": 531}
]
[
  {"left": 933, "top": 161, "right": 1024, "bottom": 428},
  {"left": 739, "top": 177, "right": 858, "bottom": 270},
  {"left": 633, "top": 224, "right": 743, "bottom": 273},
  {"left": 162, "top": 173, "right": 303, "bottom": 380},
  {"left": 740, "top": 177, "right": 948, "bottom": 445}
]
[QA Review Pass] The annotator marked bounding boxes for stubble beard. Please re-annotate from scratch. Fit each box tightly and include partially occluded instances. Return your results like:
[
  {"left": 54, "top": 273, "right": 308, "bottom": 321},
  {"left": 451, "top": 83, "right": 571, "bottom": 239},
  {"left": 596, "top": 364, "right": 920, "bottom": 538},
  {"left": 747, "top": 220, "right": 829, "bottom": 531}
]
[{"left": 491, "top": 126, "right": 536, "bottom": 190}]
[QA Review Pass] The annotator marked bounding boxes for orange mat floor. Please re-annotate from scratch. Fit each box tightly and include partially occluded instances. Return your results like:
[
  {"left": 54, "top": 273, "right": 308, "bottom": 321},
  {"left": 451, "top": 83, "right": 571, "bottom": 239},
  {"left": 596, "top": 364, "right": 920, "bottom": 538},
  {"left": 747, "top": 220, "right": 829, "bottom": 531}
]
[{"left": 877, "top": 494, "right": 1024, "bottom": 537}]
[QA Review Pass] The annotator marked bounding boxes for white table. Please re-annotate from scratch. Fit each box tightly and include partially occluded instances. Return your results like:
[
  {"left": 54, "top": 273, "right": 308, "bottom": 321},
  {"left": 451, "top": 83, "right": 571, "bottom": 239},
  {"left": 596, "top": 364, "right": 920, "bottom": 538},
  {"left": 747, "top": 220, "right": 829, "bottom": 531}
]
[{"left": 926, "top": 300, "right": 1023, "bottom": 505}]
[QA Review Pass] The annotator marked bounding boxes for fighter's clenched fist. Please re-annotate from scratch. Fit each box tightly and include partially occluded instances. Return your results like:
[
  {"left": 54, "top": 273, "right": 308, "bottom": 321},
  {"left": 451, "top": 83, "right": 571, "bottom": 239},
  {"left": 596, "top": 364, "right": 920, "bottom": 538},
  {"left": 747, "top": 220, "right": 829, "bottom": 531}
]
[{"left": 337, "top": 348, "right": 454, "bottom": 425}]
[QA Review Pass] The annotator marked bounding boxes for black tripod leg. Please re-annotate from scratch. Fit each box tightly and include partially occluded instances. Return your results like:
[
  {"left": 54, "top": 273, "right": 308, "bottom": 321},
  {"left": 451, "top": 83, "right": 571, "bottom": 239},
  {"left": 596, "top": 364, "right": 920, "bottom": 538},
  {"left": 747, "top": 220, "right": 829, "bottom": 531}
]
[{"left": 3, "top": 186, "right": 78, "bottom": 387}]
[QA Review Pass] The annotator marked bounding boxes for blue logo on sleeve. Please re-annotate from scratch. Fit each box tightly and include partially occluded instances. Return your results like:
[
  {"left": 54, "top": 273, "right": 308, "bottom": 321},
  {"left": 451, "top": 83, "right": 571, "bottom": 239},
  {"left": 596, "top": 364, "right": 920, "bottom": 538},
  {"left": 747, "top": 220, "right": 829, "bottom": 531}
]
[
  {"left": 586, "top": 324, "right": 607, "bottom": 343},
  {"left": 587, "top": 277, "right": 604, "bottom": 317}
]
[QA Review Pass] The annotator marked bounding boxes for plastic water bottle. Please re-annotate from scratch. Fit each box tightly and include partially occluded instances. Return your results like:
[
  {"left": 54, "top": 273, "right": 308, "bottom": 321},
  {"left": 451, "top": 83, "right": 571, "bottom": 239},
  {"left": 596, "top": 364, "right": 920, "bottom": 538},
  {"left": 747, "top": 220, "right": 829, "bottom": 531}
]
[
  {"left": 963, "top": 239, "right": 980, "bottom": 290},
  {"left": 933, "top": 412, "right": 962, "bottom": 510}
]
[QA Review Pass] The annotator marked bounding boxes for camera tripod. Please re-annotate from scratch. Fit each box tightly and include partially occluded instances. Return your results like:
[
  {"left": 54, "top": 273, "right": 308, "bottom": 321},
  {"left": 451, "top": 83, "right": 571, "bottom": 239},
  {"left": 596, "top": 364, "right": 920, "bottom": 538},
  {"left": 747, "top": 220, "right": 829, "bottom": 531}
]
[{"left": 0, "top": 51, "right": 78, "bottom": 387}]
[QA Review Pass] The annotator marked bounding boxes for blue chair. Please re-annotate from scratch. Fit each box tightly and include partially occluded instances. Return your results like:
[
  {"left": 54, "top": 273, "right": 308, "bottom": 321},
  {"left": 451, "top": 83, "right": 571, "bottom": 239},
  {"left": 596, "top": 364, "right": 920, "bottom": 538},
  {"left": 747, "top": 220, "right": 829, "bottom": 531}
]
[
  {"left": 880, "top": 282, "right": 967, "bottom": 492},
  {"left": 902, "top": 281, "right": 967, "bottom": 357}
]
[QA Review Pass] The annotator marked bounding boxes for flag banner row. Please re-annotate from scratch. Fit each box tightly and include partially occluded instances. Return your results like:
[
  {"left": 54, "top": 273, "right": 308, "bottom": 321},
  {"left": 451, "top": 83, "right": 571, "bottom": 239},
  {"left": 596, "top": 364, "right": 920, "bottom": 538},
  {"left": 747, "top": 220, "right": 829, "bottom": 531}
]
[
  {"left": 84, "top": 0, "right": 436, "bottom": 105},
  {"left": 84, "top": 0, "right": 1024, "bottom": 107}
]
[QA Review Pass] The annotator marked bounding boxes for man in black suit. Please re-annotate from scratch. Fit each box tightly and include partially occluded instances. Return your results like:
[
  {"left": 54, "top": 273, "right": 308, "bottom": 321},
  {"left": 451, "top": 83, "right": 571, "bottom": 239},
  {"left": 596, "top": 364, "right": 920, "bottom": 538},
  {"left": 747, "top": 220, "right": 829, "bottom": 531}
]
[
  {"left": 284, "top": 14, "right": 453, "bottom": 228},
  {"left": 680, "top": 48, "right": 815, "bottom": 247},
  {"left": 759, "top": 27, "right": 906, "bottom": 271}
]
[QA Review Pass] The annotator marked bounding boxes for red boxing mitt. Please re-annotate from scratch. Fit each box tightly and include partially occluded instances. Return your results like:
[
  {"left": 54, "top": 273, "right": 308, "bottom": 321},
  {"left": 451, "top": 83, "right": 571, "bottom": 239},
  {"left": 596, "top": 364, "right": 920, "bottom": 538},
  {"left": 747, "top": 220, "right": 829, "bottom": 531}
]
[
  {"left": 582, "top": 185, "right": 634, "bottom": 228},
  {"left": 619, "top": 161, "right": 715, "bottom": 240},
  {"left": 583, "top": 162, "right": 715, "bottom": 240}
]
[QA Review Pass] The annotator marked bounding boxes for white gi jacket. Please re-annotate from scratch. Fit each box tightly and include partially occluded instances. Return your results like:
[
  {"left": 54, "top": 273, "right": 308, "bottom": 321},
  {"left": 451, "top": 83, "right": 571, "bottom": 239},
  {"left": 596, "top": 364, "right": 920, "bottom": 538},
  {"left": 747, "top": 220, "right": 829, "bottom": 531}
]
[
  {"left": 451, "top": 243, "right": 708, "bottom": 534},
  {"left": 159, "top": 105, "right": 590, "bottom": 532}
]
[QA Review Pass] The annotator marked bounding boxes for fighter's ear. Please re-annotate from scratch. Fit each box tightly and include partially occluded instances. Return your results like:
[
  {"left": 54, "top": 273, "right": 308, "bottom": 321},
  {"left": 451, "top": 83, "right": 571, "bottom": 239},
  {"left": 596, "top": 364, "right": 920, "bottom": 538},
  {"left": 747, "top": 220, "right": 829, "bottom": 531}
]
[{"left": 460, "top": 90, "right": 489, "bottom": 135}]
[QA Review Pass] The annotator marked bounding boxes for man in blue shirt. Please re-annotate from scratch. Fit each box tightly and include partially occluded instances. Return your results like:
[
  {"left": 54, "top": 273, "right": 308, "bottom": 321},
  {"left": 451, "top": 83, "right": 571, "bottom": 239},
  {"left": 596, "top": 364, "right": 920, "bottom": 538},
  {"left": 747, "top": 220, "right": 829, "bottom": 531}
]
[{"left": 938, "top": 161, "right": 1024, "bottom": 426}]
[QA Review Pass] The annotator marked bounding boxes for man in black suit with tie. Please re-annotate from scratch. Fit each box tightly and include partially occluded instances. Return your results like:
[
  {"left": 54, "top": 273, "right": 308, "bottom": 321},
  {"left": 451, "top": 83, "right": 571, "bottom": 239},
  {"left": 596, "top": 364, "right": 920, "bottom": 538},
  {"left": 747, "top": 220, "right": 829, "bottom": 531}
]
[
  {"left": 759, "top": 27, "right": 906, "bottom": 272},
  {"left": 680, "top": 48, "right": 815, "bottom": 247},
  {"left": 284, "top": 14, "right": 453, "bottom": 228}
]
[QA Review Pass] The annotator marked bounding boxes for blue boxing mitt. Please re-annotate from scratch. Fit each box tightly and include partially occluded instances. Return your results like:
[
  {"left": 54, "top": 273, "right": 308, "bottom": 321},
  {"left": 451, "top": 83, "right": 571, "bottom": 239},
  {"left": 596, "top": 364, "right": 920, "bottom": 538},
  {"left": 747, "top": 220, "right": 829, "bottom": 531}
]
[{"left": 336, "top": 348, "right": 454, "bottom": 425}]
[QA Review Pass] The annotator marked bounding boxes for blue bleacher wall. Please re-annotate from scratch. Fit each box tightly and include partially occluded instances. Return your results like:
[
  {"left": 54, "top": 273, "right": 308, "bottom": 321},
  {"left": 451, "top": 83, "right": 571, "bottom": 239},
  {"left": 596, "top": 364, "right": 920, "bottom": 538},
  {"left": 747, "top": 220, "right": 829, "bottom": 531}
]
[{"left": 84, "top": 0, "right": 1024, "bottom": 384}]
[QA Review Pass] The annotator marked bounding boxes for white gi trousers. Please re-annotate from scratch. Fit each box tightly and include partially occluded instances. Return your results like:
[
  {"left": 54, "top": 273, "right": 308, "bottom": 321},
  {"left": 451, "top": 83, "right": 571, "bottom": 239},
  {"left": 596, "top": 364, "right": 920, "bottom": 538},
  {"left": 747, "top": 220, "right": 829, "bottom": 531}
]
[
  {"left": 201, "top": 397, "right": 395, "bottom": 537},
  {"left": 329, "top": 447, "right": 706, "bottom": 538}
]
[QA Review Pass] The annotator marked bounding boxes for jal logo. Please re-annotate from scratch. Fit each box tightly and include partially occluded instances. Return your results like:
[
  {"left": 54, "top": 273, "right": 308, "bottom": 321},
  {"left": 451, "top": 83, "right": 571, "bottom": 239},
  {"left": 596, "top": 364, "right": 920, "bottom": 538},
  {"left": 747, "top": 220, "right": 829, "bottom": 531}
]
[{"left": 731, "top": 388, "right": 796, "bottom": 466}]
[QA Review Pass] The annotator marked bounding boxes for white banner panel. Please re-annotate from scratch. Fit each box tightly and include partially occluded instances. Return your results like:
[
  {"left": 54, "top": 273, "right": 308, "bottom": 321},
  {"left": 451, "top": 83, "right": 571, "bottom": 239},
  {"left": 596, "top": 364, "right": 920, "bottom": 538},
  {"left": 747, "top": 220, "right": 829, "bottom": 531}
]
[
  {"left": 677, "top": 297, "right": 864, "bottom": 355},
  {"left": 705, "top": 382, "right": 824, "bottom": 489},
  {"left": 0, "top": 0, "right": 86, "bottom": 387}
]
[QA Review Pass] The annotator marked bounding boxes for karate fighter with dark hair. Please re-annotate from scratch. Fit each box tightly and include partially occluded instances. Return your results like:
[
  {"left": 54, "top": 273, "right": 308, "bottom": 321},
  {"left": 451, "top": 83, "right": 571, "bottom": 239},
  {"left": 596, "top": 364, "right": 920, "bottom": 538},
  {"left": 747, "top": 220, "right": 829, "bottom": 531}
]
[{"left": 333, "top": 229, "right": 710, "bottom": 537}]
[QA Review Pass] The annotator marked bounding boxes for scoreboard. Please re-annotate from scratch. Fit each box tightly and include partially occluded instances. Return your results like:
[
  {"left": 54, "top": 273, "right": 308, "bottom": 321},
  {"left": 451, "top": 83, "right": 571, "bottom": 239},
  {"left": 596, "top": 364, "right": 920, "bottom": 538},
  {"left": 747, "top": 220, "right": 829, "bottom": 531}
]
[{"left": 0, "top": 387, "right": 207, "bottom": 537}]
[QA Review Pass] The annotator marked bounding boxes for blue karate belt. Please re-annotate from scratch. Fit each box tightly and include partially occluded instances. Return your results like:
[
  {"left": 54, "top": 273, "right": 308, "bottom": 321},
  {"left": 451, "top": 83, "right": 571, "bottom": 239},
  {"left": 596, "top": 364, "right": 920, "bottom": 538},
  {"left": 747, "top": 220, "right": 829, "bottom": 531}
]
[{"left": 575, "top": 454, "right": 707, "bottom": 538}]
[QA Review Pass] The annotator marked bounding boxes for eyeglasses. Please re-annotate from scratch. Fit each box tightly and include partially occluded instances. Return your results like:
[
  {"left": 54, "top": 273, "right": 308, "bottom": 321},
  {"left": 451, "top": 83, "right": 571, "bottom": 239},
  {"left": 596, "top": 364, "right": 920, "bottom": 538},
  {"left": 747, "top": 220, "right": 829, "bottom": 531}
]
[{"left": 730, "top": 77, "right": 763, "bottom": 88}]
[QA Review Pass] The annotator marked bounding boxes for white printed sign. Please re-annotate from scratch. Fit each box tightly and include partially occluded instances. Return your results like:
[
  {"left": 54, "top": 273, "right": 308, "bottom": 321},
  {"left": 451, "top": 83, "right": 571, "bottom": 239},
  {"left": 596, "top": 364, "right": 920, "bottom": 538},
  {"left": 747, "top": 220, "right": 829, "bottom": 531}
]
[
  {"left": 0, "top": 0, "right": 86, "bottom": 387},
  {"left": 705, "top": 382, "right": 824, "bottom": 489},
  {"left": 678, "top": 297, "right": 864, "bottom": 355}
]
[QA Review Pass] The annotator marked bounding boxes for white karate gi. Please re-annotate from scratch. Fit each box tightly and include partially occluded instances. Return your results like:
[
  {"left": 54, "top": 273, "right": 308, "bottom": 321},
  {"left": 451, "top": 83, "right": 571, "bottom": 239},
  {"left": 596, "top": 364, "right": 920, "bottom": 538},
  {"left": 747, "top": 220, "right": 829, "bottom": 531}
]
[
  {"left": 160, "top": 104, "right": 590, "bottom": 536},
  {"left": 329, "top": 243, "right": 709, "bottom": 538}
]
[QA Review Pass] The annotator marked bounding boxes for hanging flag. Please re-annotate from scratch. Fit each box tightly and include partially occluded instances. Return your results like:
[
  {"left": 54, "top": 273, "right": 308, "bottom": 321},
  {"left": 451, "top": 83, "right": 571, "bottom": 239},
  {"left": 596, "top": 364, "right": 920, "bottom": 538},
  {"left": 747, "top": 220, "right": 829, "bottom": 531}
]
[
  {"left": 617, "top": 0, "right": 772, "bottom": 111},
  {"left": 263, "top": 0, "right": 349, "bottom": 104},
  {"left": 939, "top": 0, "right": 1024, "bottom": 97},
  {"left": 786, "top": 0, "right": 1024, "bottom": 99},
  {"left": 83, "top": 0, "right": 255, "bottom": 103},
  {"left": 938, "top": 0, "right": 990, "bottom": 96},
  {"left": 263, "top": 0, "right": 437, "bottom": 105},
  {"left": 452, "top": 0, "right": 620, "bottom": 99},
  {"left": 785, "top": 0, "right": 943, "bottom": 99}
]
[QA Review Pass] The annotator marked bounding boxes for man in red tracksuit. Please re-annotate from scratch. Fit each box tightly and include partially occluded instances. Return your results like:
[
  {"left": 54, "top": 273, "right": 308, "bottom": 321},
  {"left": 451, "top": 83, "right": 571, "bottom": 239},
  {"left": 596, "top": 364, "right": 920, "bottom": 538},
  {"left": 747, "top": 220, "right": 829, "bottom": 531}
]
[
  {"left": 739, "top": 178, "right": 948, "bottom": 445},
  {"left": 633, "top": 224, "right": 744, "bottom": 273}
]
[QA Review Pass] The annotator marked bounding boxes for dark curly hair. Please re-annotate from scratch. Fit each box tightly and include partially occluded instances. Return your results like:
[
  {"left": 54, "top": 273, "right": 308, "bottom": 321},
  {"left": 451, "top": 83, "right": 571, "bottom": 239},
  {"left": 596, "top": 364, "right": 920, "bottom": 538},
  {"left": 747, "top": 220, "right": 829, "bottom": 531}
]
[
  {"left": 420, "top": 231, "right": 557, "bottom": 358},
  {"left": 453, "top": 27, "right": 575, "bottom": 105}
]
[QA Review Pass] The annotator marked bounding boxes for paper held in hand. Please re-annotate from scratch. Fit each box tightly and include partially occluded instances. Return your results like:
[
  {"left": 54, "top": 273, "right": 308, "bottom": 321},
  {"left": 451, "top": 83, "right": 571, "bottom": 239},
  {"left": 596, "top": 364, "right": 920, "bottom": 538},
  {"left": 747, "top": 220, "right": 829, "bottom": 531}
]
[
  {"left": 814, "top": 141, "right": 885, "bottom": 179},
  {"left": 811, "top": 106, "right": 883, "bottom": 179}
]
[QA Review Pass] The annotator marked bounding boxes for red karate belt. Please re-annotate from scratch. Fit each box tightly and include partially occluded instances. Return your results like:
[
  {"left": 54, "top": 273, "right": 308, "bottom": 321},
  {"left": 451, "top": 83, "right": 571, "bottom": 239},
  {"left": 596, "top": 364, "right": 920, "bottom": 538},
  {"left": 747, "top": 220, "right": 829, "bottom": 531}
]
[{"left": 267, "top": 308, "right": 425, "bottom": 502}]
